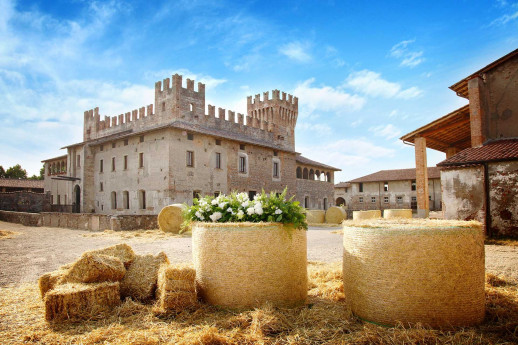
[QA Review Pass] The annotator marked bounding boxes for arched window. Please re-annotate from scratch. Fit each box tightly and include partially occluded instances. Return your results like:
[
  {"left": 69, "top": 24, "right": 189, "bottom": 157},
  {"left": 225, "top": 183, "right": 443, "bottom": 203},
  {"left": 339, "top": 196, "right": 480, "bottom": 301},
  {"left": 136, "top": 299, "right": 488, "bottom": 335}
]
[
  {"left": 327, "top": 172, "right": 331, "bottom": 183},
  {"left": 296, "top": 167, "right": 302, "bottom": 179},
  {"left": 315, "top": 170, "right": 320, "bottom": 180},
  {"left": 309, "top": 169, "right": 315, "bottom": 180},
  {"left": 336, "top": 197, "right": 345, "bottom": 207},
  {"left": 303, "top": 167, "right": 308, "bottom": 179}
]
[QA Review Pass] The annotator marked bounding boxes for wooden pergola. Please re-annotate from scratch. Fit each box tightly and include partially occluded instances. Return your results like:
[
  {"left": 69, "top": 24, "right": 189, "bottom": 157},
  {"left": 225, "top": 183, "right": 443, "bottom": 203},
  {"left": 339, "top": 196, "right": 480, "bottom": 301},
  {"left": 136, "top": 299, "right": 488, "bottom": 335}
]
[{"left": 399, "top": 105, "right": 471, "bottom": 217}]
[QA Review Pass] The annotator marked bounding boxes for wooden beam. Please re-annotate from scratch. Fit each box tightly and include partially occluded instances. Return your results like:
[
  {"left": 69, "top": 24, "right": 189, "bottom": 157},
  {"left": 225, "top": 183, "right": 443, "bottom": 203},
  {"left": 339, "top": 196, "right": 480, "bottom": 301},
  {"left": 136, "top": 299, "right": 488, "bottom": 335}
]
[{"left": 420, "top": 117, "right": 470, "bottom": 137}]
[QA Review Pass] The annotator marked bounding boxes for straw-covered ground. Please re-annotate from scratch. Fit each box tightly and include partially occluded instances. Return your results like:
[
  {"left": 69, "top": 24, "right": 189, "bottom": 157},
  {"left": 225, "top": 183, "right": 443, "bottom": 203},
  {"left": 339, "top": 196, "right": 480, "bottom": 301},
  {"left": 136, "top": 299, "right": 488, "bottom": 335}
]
[
  {"left": 1, "top": 262, "right": 517, "bottom": 344},
  {"left": 81, "top": 229, "right": 191, "bottom": 241}
]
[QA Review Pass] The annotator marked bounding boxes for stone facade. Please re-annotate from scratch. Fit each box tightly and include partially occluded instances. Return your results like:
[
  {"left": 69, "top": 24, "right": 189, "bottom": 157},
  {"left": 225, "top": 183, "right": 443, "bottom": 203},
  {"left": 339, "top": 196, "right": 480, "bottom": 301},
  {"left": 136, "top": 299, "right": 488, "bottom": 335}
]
[
  {"left": 335, "top": 168, "right": 442, "bottom": 212},
  {"left": 43, "top": 74, "right": 339, "bottom": 215}
]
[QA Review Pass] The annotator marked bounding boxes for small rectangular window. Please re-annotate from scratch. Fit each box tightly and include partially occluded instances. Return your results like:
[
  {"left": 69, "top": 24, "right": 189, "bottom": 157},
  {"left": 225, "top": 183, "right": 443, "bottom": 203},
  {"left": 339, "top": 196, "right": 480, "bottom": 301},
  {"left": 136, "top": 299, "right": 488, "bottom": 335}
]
[
  {"left": 139, "top": 190, "right": 146, "bottom": 209},
  {"left": 371, "top": 197, "right": 376, "bottom": 203},
  {"left": 215, "top": 152, "right": 221, "bottom": 169},
  {"left": 412, "top": 196, "right": 417, "bottom": 202},
  {"left": 215, "top": 139, "right": 221, "bottom": 146},
  {"left": 124, "top": 155, "right": 128, "bottom": 170},
  {"left": 112, "top": 142, "right": 116, "bottom": 148},
  {"left": 359, "top": 196, "right": 364, "bottom": 203},
  {"left": 384, "top": 181, "right": 389, "bottom": 192},
  {"left": 139, "top": 153, "right": 144, "bottom": 168},
  {"left": 124, "top": 139, "right": 128, "bottom": 146},
  {"left": 123, "top": 191, "right": 129, "bottom": 209},
  {"left": 161, "top": 102, "right": 165, "bottom": 111},
  {"left": 240, "top": 144, "right": 245, "bottom": 150},
  {"left": 193, "top": 191, "right": 201, "bottom": 200},
  {"left": 411, "top": 180, "right": 416, "bottom": 191},
  {"left": 214, "top": 191, "right": 220, "bottom": 197},
  {"left": 111, "top": 191, "right": 117, "bottom": 209},
  {"left": 359, "top": 183, "right": 363, "bottom": 193},
  {"left": 111, "top": 157, "right": 116, "bottom": 171},
  {"left": 100, "top": 182, "right": 103, "bottom": 192},
  {"left": 429, "top": 195, "right": 432, "bottom": 201},
  {"left": 187, "top": 133, "right": 194, "bottom": 140},
  {"left": 248, "top": 191, "right": 256, "bottom": 200},
  {"left": 140, "top": 135, "right": 144, "bottom": 143},
  {"left": 273, "top": 151, "right": 278, "bottom": 156},
  {"left": 187, "top": 151, "right": 194, "bottom": 167},
  {"left": 397, "top": 196, "right": 403, "bottom": 204},
  {"left": 100, "top": 145, "right": 104, "bottom": 151},
  {"left": 100, "top": 159, "right": 103, "bottom": 173},
  {"left": 239, "top": 156, "right": 247, "bottom": 173},
  {"left": 384, "top": 196, "right": 389, "bottom": 203},
  {"left": 273, "top": 161, "right": 279, "bottom": 178},
  {"left": 76, "top": 155, "right": 81, "bottom": 167}
]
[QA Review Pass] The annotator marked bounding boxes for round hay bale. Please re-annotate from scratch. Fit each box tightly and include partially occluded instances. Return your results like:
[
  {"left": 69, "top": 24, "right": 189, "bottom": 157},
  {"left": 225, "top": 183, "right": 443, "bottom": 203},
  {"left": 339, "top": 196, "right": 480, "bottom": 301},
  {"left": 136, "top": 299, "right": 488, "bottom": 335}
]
[
  {"left": 158, "top": 204, "right": 186, "bottom": 233},
  {"left": 352, "top": 210, "right": 381, "bottom": 221},
  {"left": 383, "top": 209, "right": 412, "bottom": 219},
  {"left": 193, "top": 222, "right": 307, "bottom": 308},
  {"left": 325, "top": 207, "right": 347, "bottom": 224},
  {"left": 305, "top": 210, "right": 325, "bottom": 224},
  {"left": 342, "top": 219, "right": 485, "bottom": 328}
]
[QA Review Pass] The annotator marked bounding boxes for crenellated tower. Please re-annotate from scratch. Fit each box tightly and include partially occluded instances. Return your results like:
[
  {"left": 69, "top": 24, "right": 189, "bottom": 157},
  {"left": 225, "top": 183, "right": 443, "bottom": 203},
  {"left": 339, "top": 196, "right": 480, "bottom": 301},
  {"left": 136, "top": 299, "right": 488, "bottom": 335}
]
[
  {"left": 154, "top": 74, "right": 205, "bottom": 121},
  {"left": 247, "top": 90, "right": 298, "bottom": 150}
]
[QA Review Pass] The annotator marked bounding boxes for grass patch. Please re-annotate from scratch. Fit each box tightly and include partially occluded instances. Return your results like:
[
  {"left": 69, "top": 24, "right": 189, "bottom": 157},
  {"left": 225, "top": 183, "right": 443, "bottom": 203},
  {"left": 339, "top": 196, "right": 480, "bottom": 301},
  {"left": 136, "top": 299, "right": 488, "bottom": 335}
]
[
  {"left": 0, "top": 263, "right": 517, "bottom": 344},
  {"left": 82, "top": 229, "right": 191, "bottom": 240},
  {"left": 0, "top": 230, "right": 20, "bottom": 240}
]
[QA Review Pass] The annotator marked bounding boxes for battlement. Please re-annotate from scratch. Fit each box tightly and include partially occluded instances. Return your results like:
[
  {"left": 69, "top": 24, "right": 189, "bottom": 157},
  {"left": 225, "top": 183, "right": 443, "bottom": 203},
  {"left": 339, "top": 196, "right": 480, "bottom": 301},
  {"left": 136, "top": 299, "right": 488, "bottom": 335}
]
[
  {"left": 154, "top": 74, "right": 205, "bottom": 94},
  {"left": 247, "top": 90, "right": 298, "bottom": 107}
]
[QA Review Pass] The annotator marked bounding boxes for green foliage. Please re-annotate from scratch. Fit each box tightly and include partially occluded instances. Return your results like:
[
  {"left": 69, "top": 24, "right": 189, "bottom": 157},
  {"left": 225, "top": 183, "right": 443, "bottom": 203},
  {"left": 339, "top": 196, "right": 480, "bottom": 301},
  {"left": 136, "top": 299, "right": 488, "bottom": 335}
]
[
  {"left": 0, "top": 166, "right": 4, "bottom": 178},
  {"left": 4, "top": 164, "right": 27, "bottom": 179},
  {"left": 182, "top": 187, "right": 307, "bottom": 230}
]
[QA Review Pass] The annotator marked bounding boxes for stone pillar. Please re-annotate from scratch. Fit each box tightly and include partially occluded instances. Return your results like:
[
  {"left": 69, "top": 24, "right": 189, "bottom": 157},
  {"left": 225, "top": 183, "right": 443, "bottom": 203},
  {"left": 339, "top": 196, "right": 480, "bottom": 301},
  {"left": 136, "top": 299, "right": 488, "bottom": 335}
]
[
  {"left": 468, "top": 76, "right": 486, "bottom": 148},
  {"left": 446, "top": 147, "right": 459, "bottom": 159},
  {"left": 415, "top": 136, "right": 429, "bottom": 218}
]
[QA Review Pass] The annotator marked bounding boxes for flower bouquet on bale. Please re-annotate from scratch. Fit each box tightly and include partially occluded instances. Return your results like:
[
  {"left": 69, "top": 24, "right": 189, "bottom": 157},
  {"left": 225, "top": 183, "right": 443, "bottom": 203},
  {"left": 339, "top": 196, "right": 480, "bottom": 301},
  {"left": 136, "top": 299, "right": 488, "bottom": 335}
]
[{"left": 184, "top": 188, "right": 308, "bottom": 308}]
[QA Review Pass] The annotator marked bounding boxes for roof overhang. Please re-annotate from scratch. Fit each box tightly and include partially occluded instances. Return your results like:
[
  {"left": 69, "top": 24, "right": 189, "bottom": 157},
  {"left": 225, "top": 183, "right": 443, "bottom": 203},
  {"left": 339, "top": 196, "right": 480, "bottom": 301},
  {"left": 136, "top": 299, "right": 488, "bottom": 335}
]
[{"left": 400, "top": 105, "right": 471, "bottom": 152}]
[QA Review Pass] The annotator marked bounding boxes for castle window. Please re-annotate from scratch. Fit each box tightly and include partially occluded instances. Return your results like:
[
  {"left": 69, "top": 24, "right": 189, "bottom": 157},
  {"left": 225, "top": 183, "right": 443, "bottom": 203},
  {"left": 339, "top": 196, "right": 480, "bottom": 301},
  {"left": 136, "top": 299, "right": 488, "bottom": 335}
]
[
  {"left": 323, "top": 198, "right": 328, "bottom": 210},
  {"left": 384, "top": 181, "right": 389, "bottom": 192},
  {"left": 214, "top": 191, "right": 220, "bottom": 197},
  {"left": 193, "top": 191, "right": 201, "bottom": 200},
  {"left": 303, "top": 167, "right": 308, "bottom": 179},
  {"left": 296, "top": 167, "right": 302, "bottom": 179},
  {"left": 186, "top": 151, "right": 194, "bottom": 167},
  {"left": 100, "top": 159, "right": 103, "bottom": 173},
  {"left": 139, "top": 153, "right": 144, "bottom": 168},
  {"left": 139, "top": 190, "right": 146, "bottom": 209},
  {"left": 238, "top": 154, "right": 248, "bottom": 174},
  {"left": 57, "top": 195, "right": 61, "bottom": 205},
  {"left": 359, "top": 183, "right": 363, "bottom": 193},
  {"left": 187, "top": 133, "right": 194, "bottom": 140},
  {"left": 359, "top": 197, "right": 364, "bottom": 203},
  {"left": 215, "top": 139, "right": 221, "bottom": 146},
  {"left": 248, "top": 191, "right": 256, "bottom": 200},
  {"left": 304, "top": 196, "right": 309, "bottom": 208},
  {"left": 411, "top": 180, "right": 416, "bottom": 191},
  {"left": 112, "top": 142, "right": 116, "bottom": 148},
  {"left": 215, "top": 152, "right": 221, "bottom": 169},
  {"left": 397, "top": 196, "right": 403, "bottom": 204},
  {"left": 111, "top": 157, "right": 116, "bottom": 171},
  {"left": 123, "top": 191, "right": 129, "bottom": 209},
  {"left": 272, "top": 159, "right": 280, "bottom": 179},
  {"left": 124, "top": 139, "right": 128, "bottom": 146},
  {"left": 162, "top": 102, "right": 165, "bottom": 111},
  {"left": 100, "top": 182, "right": 103, "bottom": 192},
  {"left": 384, "top": 196, "right": 389, "bottom": 203},
  {"left": 309, "top": 169, "right": 315, "bottom": 180},
  {"left": 240, "top": 144, "right": 245, "bottom": 150},
  {"left": 111, "top": 191, "right": 117, "bottom": 210},
  {"left": 124, "top": 155, "right": 128, "bottom": 170},
  {"left": 189, "top": 103, "right": 194, "bottom": 112},
  {"left": 371, "top": 197, "right": 376, "bottom": 203},
  {"left": 140, "top": 136, "right": 145, "bottom": 143},
  {"left": 273, "top": 151, "right": 278, "bottom": 156}
]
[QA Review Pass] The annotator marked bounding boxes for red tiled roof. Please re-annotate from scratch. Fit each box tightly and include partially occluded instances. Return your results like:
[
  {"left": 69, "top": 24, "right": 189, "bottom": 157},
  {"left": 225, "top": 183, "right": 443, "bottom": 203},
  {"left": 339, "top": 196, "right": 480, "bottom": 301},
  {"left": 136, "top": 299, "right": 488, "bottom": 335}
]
[
  {"left": 437, "top": 139, "right": 518, "bottom": 167},
  {"left": 347, "top": 167, "right": 441, "bottom": 183},
  {"left": 0, "top": 178, "right": 44, "bottom": 189},
  {"left": 335, "top": 182, "right": 351, "bottom": 188},
  {"left": 296, "top": 155, "right": 341, "bottom": 171}
]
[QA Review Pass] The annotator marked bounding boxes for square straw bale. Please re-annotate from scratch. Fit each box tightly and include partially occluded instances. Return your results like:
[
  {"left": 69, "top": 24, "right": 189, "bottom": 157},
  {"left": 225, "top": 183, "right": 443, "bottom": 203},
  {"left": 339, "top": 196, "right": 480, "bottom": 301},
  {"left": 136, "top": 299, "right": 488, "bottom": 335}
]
[
  {"left": 155, "top": 264, "right": 197, "bottom": 312},
  {"left": 44, "top": 282, "right": 120, "bottom": 322},
  {"left": 85, "top": 243, "right": 136, "bottom": 268},
  {"left": 120, "top": 252, "right": 169, "bottom": 302},
  {"left": 60, "top": 253, "right": 126, "bottom": 284},
  {"left": 38, "top": 268, "right": 68, "bottom": 298}
]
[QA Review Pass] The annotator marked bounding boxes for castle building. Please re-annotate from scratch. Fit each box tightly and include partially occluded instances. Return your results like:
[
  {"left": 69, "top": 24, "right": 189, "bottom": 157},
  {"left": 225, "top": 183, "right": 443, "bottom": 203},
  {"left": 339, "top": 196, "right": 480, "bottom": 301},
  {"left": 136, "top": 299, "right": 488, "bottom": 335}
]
[{"left": 43, "top": 74, "right": 340, "bottom": 214}]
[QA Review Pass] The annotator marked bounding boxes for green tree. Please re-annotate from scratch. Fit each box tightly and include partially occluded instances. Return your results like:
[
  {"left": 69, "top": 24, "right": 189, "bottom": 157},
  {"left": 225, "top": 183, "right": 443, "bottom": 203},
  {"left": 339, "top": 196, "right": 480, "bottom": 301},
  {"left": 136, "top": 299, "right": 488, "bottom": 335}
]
[
  {"left": 0, "top": 166, "right": 5, "bottom": 178},
  {"left": 5, "top": 164, "right": 28, "bottom": 179}
]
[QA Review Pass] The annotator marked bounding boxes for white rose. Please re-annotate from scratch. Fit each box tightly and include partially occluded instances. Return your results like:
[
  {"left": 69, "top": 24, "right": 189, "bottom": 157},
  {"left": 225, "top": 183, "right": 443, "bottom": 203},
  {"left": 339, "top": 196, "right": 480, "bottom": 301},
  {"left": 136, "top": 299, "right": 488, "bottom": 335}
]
[
  {"left": 211, "top": 199, "right": 218, "bottom": 205},
  {"left": 241, "top": 201, "right": 249, "bottom": 208},
  {"left": 218, "top": 202, "right": 228, "bottom": 209},
  {"left": 237, "top": 209, "right": 244, "bottom": 219},
  {"left": 226, "top": 207, "right": 234, "bottom": 214},
  {"left": 246, "top": 207, "right": 255, "bottom": 215},
  {"left": 255, "top": 207, "right": 263, "bottom": 215},
  {"left": 275, "top": 208, "right": 282, "bottom": 215},
  {"left": 195, "top": 211, "right": 202, "bottom": 219},
  {"left": 209, "top": 212, "right": 222, "bottom": 222}
]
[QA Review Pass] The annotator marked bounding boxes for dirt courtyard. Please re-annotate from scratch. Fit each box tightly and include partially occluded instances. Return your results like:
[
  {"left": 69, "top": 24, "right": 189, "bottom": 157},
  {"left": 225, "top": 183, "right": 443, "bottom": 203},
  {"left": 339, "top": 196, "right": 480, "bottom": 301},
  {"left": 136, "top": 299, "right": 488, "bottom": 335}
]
[{"left": 1, "top": 220, "right": 517, "bottom": 286}]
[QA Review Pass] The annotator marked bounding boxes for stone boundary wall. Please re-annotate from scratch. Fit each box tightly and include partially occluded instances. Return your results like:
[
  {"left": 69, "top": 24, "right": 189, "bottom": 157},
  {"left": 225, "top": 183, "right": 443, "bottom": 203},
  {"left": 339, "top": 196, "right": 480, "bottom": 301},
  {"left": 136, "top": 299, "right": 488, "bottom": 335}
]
[
  {"left": 0, "top": 191, "right": 51, "bottom": 213},
  {"left": 0, "top": 210, "right": 158, "bottom": 231}
]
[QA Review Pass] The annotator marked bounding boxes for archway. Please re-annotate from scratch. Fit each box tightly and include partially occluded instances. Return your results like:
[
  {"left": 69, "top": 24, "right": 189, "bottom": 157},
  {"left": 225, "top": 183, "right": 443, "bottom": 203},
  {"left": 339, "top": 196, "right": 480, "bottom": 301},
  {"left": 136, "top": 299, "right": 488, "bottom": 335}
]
[
  {"left": 74, "top": 185, "right": 81, "bottom": 213},
  {"left": 336, "top": 197, "right": 345, "bottom": 207}
]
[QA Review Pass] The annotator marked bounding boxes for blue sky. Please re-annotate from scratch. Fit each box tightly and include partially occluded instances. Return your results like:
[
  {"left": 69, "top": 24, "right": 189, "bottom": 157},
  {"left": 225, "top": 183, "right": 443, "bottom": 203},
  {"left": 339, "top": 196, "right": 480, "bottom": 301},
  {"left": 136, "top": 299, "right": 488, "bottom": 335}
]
[{"left": 0, "top": 0, "right": 517, "bottom": 182}]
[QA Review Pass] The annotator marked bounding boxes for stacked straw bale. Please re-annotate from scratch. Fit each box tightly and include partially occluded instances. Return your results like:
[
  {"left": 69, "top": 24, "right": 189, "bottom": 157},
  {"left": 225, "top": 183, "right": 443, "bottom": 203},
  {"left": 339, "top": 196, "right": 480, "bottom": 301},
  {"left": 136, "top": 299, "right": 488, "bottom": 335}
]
[
  {"left": 60, "top": 253, "right": 126, "bottom": 284},
  {"left": 325, "top": 206, "right": 347, "bottom": 224},
  {"left": 352, "top": 210, "right": 381, "bottom": 221},
  {"left": 158, "top": 204, "right": 186, "bottom": 233},
  {"left": 86, "top": 243, "right": 136, "bottom": 268},
  {"left": 120, "top": 252, "right": 170, "bottom": 302},
  {"left": 383, "top": 209, "right": 412, "bottom": 219},
  {"left": 193, "top": 222, "right": 307, "bottom": 308},
  {"left": 39, "top": 269, "right": 68, "bottom": 298},
  {"left": 342, "top": 219, "right": 485, "bottom": 328},
  {"left": 156, "top": 264, "right": 197, "bottom": 312},
  {"left": 305, "top": 210, "right": 325, "bottom": 224},
  {"left": 45, "top": 282, "right": 120, "bottom": 321}
]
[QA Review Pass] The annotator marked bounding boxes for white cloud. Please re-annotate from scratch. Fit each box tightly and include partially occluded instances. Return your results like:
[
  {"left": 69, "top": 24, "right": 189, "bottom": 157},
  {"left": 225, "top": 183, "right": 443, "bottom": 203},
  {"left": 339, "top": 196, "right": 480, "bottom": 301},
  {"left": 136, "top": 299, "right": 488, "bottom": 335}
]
[
  {"left": 369, "top": 124, "right": 402, "bottom": 140},
  {"left": 390, "top": 39, "right": 425, "bottom": 67},
  {"left": 344, "top": 70, "right": 423, "bottom": 99},
  {"left": 490, "top": 10, "right": 518, "bottom": 25},
  {"left": 279, "top": 41, "right": 312, "bottom": 63},
  {"left": 297, "top": 122, "right": 332, "bottom": 136},
  {"left": 293, "top": 78, "right": 365, "bottom": 118}
]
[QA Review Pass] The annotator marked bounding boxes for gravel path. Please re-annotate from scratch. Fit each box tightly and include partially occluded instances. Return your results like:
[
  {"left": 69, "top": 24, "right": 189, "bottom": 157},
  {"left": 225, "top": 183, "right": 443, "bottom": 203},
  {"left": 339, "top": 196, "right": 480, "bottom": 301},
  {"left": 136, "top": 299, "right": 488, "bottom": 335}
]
[{"left": 0, "top": 221, "right": 516, "bottom": 286}]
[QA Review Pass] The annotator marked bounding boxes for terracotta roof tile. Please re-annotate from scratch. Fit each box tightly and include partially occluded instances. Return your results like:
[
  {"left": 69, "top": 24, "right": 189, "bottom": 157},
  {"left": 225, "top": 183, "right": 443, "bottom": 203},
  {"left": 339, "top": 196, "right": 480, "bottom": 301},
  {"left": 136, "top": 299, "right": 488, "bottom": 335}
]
[
  {"left": 437, "top": 139, "right": 518, "bottom": 167},
  {"left": 0, "top": 178, "right": 44, "bottom": 189},
  {"left": 347, "top": 167, "right": 441, "bottom": 183},
  {"left": 335, "top": 182, "right": 351, "bottom": 188},
  {"left": 296, "top": 155, "right": 341, "bottom": 171}
]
